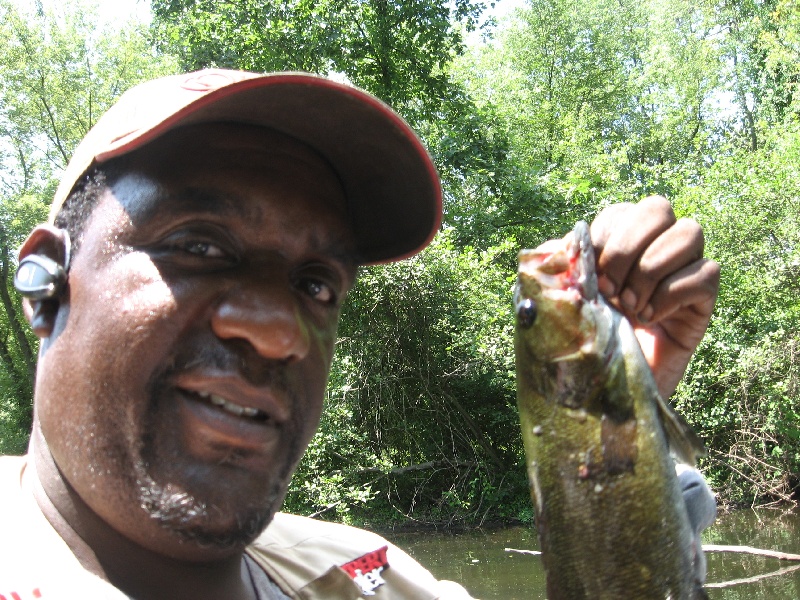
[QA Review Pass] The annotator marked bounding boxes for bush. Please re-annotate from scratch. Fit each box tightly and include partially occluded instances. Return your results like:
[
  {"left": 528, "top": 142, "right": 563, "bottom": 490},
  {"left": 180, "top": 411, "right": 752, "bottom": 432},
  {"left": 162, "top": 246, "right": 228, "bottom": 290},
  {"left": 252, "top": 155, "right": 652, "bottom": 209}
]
[{"left": 284, "top": 231, "right": 531, "bottom": 526}]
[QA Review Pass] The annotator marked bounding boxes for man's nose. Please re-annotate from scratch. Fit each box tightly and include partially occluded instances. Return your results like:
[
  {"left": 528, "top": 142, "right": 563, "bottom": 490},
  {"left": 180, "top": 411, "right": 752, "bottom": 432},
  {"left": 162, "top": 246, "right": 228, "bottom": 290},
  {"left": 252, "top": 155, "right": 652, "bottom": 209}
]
[{"left": 210, "top": 279, "right": 310, "bottom": 363}]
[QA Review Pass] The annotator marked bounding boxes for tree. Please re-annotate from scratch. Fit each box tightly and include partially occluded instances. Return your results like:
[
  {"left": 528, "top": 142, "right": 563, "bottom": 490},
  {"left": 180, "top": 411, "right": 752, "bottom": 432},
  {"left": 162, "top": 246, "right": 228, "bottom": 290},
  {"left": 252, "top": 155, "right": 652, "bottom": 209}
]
[
  {"left": 53, "top": 0, "right": 800, "bottom": 514},
  {"left": 461, "top": 0, "right": 730, "bottom": 204},
  {"left": 149, "top": 0, "right": 519, "bottom": 246},
  {"left": 285, "top": 232, "right": 529, "bottom": 525},
  {"left": 0, "top": 0, "right": 177, "bottom": 452},
  {"left": 758, "top": 0, "right": 800, "bottom": 122},
  {"left": 460, "top": 0, "right": 800, "bottom": 509},
  {"left": 151, "top": 0, "right": 490, "bottom": 123},
  {"left": 713, "top": 0, "right": 789, "bottom": 150},
  {"left": 673, "top": 124, "right": 800, "bottom": 506}
]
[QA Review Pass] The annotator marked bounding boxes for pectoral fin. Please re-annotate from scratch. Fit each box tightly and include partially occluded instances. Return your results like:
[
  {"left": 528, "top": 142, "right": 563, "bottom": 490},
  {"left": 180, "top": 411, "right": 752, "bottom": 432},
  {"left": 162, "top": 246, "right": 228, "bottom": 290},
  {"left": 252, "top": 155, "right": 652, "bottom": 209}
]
[{"left": 657, "top": 395, "right": 706, "bottom": 465}]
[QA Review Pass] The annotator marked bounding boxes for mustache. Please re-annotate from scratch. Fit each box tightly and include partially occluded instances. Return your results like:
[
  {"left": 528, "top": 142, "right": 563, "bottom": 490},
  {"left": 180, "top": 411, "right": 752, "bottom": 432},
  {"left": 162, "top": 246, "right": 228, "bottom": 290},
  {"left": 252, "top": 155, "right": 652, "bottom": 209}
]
[{"left": 159, "top": 338, "right": 290, "bottom": 390}]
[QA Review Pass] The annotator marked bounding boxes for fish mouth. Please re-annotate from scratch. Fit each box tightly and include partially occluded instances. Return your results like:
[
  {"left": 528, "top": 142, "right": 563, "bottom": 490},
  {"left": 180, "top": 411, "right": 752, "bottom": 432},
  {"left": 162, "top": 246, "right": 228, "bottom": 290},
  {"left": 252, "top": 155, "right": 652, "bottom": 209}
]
[
  {"left": 570, "top": 221, "right": 597, "bottom": 301},
  {"left": 517, "top": 221, "right": 597, "bottom": 301}
]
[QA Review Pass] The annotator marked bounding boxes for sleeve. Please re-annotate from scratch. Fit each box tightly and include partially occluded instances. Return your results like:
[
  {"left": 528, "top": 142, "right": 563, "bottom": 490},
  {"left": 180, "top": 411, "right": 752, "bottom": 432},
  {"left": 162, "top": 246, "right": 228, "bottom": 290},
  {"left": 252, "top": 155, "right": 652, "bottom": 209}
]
[{"left": 676, "top": 463, "right": 716, "bottom": 584}]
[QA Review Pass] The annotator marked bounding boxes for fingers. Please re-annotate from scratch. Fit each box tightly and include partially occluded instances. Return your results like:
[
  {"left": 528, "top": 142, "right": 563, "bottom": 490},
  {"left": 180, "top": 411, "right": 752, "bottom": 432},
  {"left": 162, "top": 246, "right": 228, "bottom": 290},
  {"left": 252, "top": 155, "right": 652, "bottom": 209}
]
[
  {"left": 590, "top": 196, "right": 714, "bottom": 323},
  {"left": 619, "top": 218, "right": 706, "bottom": 322},
  {"left": 589, "top": 195, "right": 720, "bottom": 398},
  {"left": 646, "top": 258, "right": 720, "bottom": 334},
  {"left": 590, "top": 196, "right": 676, "bottom": 297}
]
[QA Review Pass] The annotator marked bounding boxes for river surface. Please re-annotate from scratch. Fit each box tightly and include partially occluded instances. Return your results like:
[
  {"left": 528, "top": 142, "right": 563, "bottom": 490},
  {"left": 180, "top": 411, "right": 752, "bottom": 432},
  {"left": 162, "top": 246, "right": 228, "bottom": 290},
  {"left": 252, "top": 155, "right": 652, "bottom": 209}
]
[{"left": 388, "top": 509, "right": 800, "bottom": 599}]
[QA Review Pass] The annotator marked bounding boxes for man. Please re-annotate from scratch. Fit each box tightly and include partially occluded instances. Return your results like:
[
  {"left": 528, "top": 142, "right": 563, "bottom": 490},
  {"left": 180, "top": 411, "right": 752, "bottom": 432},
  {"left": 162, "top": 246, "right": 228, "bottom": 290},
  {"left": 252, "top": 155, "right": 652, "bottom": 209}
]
[{"left": 1, "top": 69, "right": 719, "bottom": 599}]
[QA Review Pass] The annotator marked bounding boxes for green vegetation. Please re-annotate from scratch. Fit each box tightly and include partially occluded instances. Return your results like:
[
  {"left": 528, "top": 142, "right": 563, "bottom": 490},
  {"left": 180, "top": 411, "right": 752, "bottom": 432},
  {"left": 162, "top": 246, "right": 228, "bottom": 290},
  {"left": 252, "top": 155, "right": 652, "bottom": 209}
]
[
  {"left": 1, "top": 0, "right": 799, "bottom": 523},
  {"left": 0, "top": 0, "right": 177, "bottom": 453}
]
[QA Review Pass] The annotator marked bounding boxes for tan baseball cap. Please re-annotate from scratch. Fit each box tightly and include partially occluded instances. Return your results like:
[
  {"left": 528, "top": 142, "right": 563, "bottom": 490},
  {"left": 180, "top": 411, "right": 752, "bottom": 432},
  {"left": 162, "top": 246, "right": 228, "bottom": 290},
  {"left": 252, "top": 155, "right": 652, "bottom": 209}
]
[{"left": 50, "top": 69, "right": 442, "bottom": 265}]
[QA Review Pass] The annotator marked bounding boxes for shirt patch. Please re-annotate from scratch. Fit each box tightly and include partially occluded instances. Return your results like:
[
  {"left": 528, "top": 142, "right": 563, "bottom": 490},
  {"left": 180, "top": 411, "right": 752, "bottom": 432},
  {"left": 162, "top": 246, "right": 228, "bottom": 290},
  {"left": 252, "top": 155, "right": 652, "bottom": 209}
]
[{"left": 340, "top": 546, "right": 389, "bottom": 596}]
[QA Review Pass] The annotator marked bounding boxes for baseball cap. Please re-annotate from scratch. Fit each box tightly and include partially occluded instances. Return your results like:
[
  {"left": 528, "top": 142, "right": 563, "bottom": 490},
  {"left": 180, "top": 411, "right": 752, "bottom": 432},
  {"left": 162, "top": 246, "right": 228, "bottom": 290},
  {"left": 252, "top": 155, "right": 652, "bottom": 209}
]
[{"left": 50, "top": 69, "right": 442, "bottom": 265}]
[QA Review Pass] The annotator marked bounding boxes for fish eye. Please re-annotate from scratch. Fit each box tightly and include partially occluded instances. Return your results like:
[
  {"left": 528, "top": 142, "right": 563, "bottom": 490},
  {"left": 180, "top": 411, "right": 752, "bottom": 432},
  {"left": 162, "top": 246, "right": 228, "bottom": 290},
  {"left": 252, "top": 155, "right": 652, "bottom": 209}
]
[{"left": 516, "top": 297, "right": 537, "bottom": 329}]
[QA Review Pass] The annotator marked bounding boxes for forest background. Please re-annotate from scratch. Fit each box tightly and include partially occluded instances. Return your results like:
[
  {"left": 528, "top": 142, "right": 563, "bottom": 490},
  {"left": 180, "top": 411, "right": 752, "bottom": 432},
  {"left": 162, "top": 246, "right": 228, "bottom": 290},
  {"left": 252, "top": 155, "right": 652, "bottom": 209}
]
[{"left": 1, "top": 0, "right": 799, "bottom": 528}]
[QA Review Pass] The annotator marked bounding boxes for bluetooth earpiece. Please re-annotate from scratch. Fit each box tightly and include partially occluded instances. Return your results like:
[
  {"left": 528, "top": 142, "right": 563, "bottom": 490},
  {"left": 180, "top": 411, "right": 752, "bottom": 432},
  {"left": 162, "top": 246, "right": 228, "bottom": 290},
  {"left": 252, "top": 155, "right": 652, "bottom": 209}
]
[
  {"left": 14, "top": 254, "right": 67, "bottom": 300},
  {"left": 14, "top": 229, "right": 71, "bottom": 301}
]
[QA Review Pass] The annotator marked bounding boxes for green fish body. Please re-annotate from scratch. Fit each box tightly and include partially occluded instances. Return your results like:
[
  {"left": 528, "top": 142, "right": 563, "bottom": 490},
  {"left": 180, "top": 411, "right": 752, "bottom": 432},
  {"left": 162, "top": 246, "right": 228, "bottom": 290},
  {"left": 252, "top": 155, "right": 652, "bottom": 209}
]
[{"left": 514, "top": 221, "right": 706, "bottom": 600}]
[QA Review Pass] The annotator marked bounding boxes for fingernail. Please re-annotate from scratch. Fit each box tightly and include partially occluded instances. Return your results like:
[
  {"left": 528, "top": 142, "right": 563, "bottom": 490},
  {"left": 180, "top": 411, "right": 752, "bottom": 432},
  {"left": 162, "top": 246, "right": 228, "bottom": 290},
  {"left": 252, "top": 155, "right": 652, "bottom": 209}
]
[
  {"left": 598, "top": 275, "right": 615, "bottom": 297},
  {"left": 621, "top": 288, "right": 637, "bottom": 311},
  {"left": 638, "top": 304, "right": 654, "bottom": 323}
]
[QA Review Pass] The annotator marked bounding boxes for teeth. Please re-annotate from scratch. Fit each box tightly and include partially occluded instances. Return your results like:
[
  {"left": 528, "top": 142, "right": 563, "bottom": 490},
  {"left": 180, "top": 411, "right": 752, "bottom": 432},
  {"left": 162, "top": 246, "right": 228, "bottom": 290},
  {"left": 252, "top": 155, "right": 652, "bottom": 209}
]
[
  {"left": 193, "top": 391, "right": 261, "bottom": 419},
  {"left": 222, "top": 401, "right": 244, "bottom": 416}
]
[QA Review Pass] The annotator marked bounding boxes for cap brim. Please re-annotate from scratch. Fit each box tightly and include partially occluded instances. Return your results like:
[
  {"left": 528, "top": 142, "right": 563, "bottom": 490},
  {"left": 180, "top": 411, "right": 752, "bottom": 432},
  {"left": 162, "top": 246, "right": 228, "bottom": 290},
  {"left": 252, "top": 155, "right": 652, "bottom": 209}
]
[{"left": 51, "top": 71, "right": 442, "bottom": 265}]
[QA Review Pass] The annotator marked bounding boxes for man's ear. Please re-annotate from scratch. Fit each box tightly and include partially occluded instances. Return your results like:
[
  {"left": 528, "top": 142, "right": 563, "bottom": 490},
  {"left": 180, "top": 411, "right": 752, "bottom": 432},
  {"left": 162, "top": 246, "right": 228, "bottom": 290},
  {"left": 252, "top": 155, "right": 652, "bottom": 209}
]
[{"left": 17, "top": 225, "right": 71, "bottom": 338}]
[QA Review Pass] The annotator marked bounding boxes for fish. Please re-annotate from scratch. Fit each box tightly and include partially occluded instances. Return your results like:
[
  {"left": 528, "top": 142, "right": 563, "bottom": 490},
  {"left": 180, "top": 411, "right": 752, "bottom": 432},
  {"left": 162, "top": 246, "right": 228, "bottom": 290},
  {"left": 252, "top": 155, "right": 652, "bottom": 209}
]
[{"left": 514, "top": 221, "right": 707, "bottom": 600}]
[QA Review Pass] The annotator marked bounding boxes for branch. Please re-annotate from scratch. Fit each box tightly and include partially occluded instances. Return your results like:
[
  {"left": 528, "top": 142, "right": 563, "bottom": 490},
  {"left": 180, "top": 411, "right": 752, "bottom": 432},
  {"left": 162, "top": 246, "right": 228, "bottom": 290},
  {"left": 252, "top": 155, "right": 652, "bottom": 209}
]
[
  {"left": 705, "top": 563, "right": 800, "bottom": 589},
  {"left": 308, "top": 501, "right": 341, "bottom": 519},
  {"left": 503, "top": 544, "right": 800, "bottom": 591},
  {"left": 703, "top": 544, "right": 800, "bottom": 561},
  {"left": 505, "top": 547, "right": 542, "bottom": 556},
  {"left": 356, "top": 460, "right": 478, "bottom": 476}
]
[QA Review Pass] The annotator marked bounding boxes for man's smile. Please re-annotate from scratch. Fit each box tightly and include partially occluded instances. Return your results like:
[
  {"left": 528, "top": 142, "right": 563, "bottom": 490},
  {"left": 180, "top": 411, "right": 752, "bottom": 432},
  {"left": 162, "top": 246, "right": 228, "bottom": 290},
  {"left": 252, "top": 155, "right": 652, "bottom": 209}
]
[
  {"left": 174, "top": 370, "right": 292, "bottom": 424},
  {"left": 192, "top": 390, "right": 267, "bottom": 421},
  {"left": 173, "top": 389, "right": 284, "bottom": 465}
]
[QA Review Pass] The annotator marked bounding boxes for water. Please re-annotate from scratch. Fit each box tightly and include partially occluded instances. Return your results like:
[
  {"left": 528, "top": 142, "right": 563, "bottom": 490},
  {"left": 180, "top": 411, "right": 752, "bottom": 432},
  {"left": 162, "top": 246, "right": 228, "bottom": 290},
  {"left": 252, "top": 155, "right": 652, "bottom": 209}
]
[
  {"left": 388, "top": 509, "right": 800, "bottom": 599},
  {"left": 703, "top": 509, "right": 800, "bottom": 599},
  {"left": 390, "top": 525, "right": 546, "bottom": 599}
]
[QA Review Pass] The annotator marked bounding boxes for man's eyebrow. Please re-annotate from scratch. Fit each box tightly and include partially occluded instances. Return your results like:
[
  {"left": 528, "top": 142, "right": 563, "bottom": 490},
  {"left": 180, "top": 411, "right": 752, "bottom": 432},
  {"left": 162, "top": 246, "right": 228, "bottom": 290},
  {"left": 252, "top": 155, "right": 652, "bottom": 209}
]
[
  {"left": 132, "top": 186, "right": 360, "bottom": 271},
  {"left": 323, "top": 242, "right": 360, "bottom": 276},
  {"left": 145, "top": 187, "right": 264, "bottom": 221}
]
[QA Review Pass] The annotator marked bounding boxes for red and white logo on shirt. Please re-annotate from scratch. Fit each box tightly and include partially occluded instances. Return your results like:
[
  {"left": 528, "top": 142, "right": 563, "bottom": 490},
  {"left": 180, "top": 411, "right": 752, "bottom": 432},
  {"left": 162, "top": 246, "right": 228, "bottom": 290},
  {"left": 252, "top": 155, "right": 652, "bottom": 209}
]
[{"left": 340, "top": 546, "right": 389, "bottom": 596}]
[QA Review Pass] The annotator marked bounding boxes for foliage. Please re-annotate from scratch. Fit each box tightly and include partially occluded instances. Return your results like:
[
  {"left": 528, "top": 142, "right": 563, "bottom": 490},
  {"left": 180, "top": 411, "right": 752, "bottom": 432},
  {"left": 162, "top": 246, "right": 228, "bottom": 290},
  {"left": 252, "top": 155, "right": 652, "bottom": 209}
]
[
  {"left": 150, "top": 0, "right": 490, "bottom": 122},
  {"left": 148, "top": 0, "right": 521, "bottom": 253},
  {"left": 454, "top": 0, "right": 800, "bottom": 512},
  {"left": 285, "top": 231, "right": 532, "bottom": 525},
  {"left": 0, "top": 0, "right": 177, "bottom": 452},
  {"left": 2, "top": 0, "right": 800, "bottom": 521},
  {"left": 459, "top": 0, "right": 730, "bottom": 208},
  {"left": 673, "top": 123, "right": 800, "bottom": 507}
]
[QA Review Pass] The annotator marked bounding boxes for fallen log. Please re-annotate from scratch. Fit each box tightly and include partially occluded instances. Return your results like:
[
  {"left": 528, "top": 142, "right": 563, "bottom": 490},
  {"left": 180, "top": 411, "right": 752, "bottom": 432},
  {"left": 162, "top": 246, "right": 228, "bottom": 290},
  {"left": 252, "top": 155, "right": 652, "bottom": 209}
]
[
  {"left": 504, "top": 544, "right": 800, "bottom": 562},
  {"left": 703, "top": 544, "right": 800, "bottom": 589}
]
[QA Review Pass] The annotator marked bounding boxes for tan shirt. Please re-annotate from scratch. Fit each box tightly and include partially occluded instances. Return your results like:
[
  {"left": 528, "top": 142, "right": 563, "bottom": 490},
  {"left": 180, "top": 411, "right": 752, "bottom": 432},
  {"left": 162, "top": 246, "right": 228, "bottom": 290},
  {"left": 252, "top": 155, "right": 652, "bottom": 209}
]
[{"left": 0, "top": 456, "right": 474, "bottom": 599}]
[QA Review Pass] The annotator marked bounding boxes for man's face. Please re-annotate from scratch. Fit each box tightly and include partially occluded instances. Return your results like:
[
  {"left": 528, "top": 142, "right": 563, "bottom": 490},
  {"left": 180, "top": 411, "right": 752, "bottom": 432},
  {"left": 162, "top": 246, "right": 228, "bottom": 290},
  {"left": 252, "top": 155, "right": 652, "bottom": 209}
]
[{"left": 34, "top": 123, "right": 356, "bottom": 558}]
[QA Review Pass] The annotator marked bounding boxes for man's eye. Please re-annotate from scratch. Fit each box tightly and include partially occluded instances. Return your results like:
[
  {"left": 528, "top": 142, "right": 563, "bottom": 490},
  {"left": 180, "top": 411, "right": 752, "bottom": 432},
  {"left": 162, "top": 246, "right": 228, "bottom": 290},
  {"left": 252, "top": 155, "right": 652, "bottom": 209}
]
[
  {"left": 180, "top": 240, "right": 226, "bottom": 258},
  {"left": 298, "top": 279, "right": 336, "bottom": 305}
]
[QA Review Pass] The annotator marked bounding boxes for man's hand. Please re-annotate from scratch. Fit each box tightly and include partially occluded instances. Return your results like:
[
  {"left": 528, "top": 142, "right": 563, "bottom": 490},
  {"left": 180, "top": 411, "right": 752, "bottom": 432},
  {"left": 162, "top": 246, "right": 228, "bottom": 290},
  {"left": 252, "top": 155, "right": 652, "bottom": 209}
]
[{"left": 590, "top": 196, "right": 720, "bottom": 399}]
